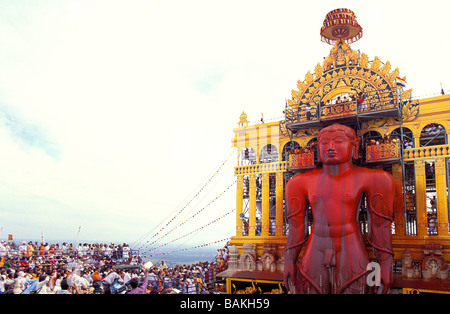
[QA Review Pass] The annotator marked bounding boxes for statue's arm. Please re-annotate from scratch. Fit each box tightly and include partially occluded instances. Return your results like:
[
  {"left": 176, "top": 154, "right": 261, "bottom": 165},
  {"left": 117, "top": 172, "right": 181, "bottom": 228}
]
[
  {"left": 284, "top": 178, "right": 308, "bottom": 292},
  {"left": 367, "top": 171, "right": 395, "bottom": 293}
]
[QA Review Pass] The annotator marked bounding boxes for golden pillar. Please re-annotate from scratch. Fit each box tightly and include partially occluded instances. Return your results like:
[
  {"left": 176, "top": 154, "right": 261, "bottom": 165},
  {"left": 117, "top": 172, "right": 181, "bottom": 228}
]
[
  {"left": 249, "top": 174, "right": 257, "bottom": 236},
  {"left": 414, "top": 160, "right": 428, "bottom": 237},
  {"left": 392, "top": 163, "right": 405, "bottom": 236},
  {"left": 261, "top": 172, "right": 270, "bottom": 236},
  {"left": 435, "top": 158, "right": 449, "bottom": 235},
  {"left": 275, "top": 172, "right": 284, "bottom": 236},
  {"left": 413, "top": 131, "right": 421, "bottom": 149},
  {"left": 236, "top": 175, "right": 244, "bottom": 236}
]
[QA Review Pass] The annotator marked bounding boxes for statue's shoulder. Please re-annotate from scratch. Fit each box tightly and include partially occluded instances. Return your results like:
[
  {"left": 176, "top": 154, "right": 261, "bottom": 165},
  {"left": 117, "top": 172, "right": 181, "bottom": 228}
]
[
  {"left": 354, "top": 166, "right": 394, "bottom": 183},
  {"left": 354, "top": 165, "right": 391, "bottom": 175},
  {"left": 287, "top": 169, "right": 321, "bottom": 187}
]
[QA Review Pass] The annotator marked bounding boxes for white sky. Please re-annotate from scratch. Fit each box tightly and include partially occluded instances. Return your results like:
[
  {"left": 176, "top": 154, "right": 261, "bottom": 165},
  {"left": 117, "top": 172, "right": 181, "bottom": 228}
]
[{"left": 0, "top": 0, "right": 449, "bottom": 251}]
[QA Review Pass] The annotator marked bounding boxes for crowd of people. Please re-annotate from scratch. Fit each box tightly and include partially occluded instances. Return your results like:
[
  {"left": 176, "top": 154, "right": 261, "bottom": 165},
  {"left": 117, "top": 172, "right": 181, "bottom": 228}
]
[
  {"left": 365, "top": 133, "right": 400, "bottom": 147},
  {"left": 301, "top": 89, "right": 389, "bottom": 122},
  {"left": 0, "top": 241, "right": 134, "bottom": 260},
  {"left": 422, "top": 123, "right": 445, "bottom": 137},
  {"left": 0, "top": 240, "right": 229, "bottom": 294}
]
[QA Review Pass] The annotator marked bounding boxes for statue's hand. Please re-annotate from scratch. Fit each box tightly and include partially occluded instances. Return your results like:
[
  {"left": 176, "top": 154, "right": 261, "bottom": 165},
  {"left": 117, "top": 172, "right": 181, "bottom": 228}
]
[
  {"left": 377, "top": 260, "right": 393, "bottom": 294},
  {"left": 284, "top": 260, "right": 298, "bottom": 293}
]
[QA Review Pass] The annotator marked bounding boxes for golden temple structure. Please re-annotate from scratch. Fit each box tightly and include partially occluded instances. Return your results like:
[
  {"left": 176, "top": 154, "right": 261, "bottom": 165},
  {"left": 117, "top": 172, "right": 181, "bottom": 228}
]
[{"left": 219, "top": 8, "right": 450, "bottom": 294}]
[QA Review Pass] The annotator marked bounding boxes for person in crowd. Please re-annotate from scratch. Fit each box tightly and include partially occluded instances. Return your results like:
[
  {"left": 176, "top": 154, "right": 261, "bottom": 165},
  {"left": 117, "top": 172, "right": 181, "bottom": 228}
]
[
  {"left": 305, "top": 103, "right": 312, "bottom": 120},
  {"left": 127, "top": 267, "right": 149, "bottom": 294}
]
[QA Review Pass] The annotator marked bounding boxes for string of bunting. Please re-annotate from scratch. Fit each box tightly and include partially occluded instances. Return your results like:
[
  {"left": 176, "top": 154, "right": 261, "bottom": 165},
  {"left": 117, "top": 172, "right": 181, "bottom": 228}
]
[
  {"left": 146, "top": 237, "right": 231, "bottom": 257},
  {"left": 144, "top": 208, "right": 235, "bottom": 253},
  {"left": 411, "top": 89, "right": 449, "bottom": 100},
  {"left": 145, "top": 180, "right": 236, "bottom": 248},
  {"left": 142, "top": 149, "right": 235, "bottom": 245}
]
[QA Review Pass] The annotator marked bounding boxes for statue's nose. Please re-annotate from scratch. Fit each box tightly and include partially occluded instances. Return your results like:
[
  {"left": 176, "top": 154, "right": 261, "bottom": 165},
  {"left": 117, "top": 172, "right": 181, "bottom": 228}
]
[{"left": 327, "top": 141, "right": 335, "bottom": 150}]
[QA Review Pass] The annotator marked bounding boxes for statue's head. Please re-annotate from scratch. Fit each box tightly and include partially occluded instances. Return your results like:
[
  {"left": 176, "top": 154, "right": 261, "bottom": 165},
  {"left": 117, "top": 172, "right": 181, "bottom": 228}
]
[{"left": 317, "top": 124, "right": 360, "bottom": 165}]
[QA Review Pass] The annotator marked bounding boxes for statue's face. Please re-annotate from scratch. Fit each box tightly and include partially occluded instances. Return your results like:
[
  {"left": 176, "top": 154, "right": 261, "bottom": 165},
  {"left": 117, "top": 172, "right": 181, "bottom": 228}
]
[{"left": 318, "top": 130, "right": 354, "bottom": 165}]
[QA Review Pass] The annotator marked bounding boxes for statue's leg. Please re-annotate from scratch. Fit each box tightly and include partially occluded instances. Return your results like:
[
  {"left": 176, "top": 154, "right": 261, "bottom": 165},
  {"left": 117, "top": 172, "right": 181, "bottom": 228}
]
[
  {"left": 336, "top": 269, "right": 371, "bottom": 294},
  {"left": 334, "top": 239, "right": 370, "bottom": 294},
  {"left": 298, "top": 249, "right": 330, "bottom": 294}
]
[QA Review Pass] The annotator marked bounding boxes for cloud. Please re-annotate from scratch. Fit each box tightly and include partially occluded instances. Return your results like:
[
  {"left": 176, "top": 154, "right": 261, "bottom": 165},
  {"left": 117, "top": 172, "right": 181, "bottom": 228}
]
[
  {"left": 0, "top": 105, "right": 60, "bottom": 159},
  {"left": 192, "top": 67, "right": 225, "bottom": 94}
]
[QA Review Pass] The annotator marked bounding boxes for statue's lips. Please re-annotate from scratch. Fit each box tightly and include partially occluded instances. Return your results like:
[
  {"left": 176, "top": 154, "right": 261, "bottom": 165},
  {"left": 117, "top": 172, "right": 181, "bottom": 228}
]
[{"left": 326, "top": 150, "right": 336, "bottom": 158}]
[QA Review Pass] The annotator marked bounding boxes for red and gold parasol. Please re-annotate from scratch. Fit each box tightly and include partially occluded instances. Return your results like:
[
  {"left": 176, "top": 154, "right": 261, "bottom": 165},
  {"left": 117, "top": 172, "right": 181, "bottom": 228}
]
[{"left": 320, "top": 8, "right": 363, "bottom": 45}]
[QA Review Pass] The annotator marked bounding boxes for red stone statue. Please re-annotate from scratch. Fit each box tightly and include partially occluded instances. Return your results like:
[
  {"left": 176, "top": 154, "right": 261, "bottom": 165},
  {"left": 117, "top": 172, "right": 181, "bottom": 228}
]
[{"left": 284, "top": 124, "right": 395, "bottom": 294}]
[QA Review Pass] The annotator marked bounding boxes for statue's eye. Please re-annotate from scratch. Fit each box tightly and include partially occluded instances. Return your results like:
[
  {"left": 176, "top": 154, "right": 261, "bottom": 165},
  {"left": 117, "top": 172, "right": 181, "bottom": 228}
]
[{"left": 333, "top": 137, "right": 346, "bottom": 143}]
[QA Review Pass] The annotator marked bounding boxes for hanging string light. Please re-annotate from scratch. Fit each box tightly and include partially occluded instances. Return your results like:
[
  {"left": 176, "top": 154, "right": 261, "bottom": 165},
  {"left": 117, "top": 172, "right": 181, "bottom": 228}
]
[
  {"left": 143, "top": 208, "right": 235, "bottom": 253},
  {"left": 146, "top": 237, "right": 231, "bottom": 258},
  {"left": 144, "top": 180, "right": 236, "bottom": 249},
  {"left": 131, "top": 148, "right": 236, "bottom": 249}
]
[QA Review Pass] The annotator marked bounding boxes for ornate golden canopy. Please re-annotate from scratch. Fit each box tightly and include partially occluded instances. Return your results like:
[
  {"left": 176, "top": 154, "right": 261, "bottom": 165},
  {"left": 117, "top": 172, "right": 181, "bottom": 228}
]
[{"left": 285, "top": 42, "right": 415, "bottom": 120}]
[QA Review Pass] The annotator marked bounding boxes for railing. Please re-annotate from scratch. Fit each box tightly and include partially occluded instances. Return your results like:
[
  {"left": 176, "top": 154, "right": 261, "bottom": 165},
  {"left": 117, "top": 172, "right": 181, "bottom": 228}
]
[
  {"left": 299, "top": 100, "right": 397, "bottom": 122},
  {"left": 286, "top": 89, "right": 398, "bottom": 124},
  {"left": 404, "top": 144, "right": 450, "bottom": 160},
  {"left": 366, "top": 141, "right": 400, "bottom": 162},
  {"left": 287, "top": 152, "right": 315, "bottom": 170},
  {"left": 321, "top": 101, "right": 357, "bottom": 118},
  {"left": 235, "top": 161, "right": 287, "bottom": 175}
]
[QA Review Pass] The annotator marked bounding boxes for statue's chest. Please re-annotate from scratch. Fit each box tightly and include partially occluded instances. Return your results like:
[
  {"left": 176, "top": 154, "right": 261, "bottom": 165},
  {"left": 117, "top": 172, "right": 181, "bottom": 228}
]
[{"left": 307, "top": 174, "right": 363, "bottom": 208}]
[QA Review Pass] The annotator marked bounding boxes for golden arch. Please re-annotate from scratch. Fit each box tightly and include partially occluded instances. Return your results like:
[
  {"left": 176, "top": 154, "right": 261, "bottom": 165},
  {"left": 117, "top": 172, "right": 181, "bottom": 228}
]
[
  {"left": 322, "top": 85, "right": 356, "bottom": 103},
  {"left": 287, "top": 45, "right": 404, "bottom": 114}
]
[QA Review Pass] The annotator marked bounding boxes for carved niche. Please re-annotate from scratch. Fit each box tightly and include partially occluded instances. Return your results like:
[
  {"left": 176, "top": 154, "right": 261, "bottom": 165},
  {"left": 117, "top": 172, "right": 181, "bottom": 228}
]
[
  {"left": 421, "top": 245, "right": 449, "bottom": 280},
  {"left": 257, "top": 244, "right": 278, "bottom": 272},
  {"left": 238, "top": 243, "right": 257, "bottom": 271}
]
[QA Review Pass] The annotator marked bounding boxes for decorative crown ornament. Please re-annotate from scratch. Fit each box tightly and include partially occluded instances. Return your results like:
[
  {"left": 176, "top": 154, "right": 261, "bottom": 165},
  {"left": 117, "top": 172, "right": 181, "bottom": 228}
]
[{"left": 320, "top": 8, "right": 363, "bottom": 45}]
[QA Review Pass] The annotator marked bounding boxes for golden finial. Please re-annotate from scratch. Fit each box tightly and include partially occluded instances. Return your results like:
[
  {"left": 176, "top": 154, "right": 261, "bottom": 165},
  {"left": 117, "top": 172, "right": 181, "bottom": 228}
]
[{"left": 238, "top": 111, "right": 249, "bottom": 127}]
